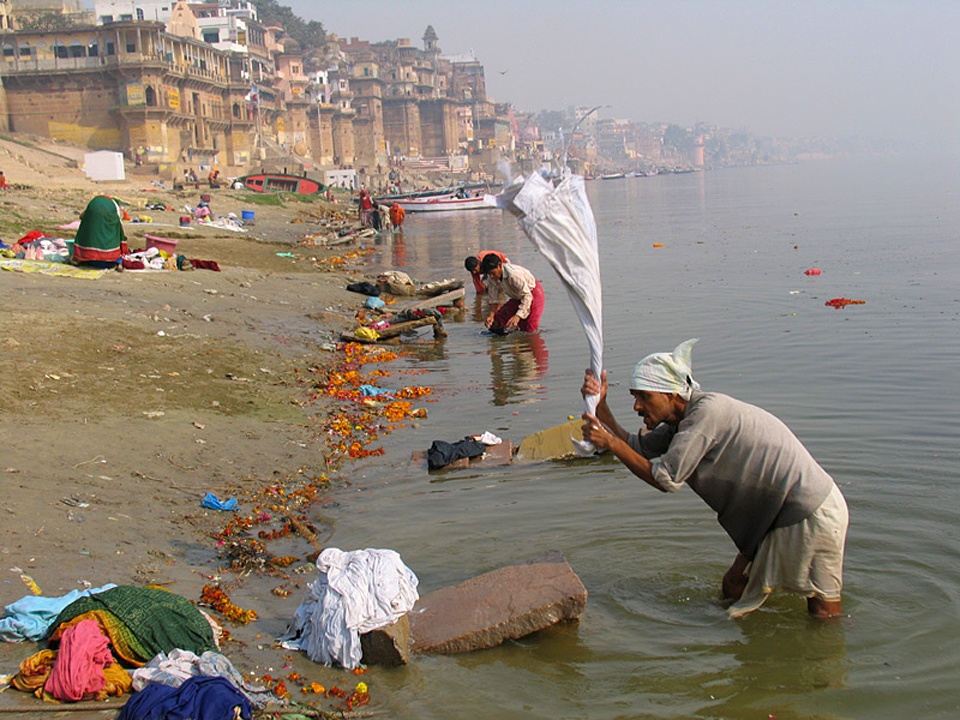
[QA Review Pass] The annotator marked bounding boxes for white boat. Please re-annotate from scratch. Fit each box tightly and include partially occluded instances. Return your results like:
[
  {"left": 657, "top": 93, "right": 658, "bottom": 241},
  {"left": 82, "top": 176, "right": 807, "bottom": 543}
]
[{"left": 395, "top": 193, "right": 499, "bottom": 213}]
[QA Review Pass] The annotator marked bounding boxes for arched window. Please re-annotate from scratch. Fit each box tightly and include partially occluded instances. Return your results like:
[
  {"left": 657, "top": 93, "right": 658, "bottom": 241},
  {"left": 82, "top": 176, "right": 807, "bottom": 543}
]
[
  {"left": 2, "top": 43, "right": 14, "bottom": 58},
  {"left": 53, "top": 42, "right": 68, "bottom": 59},
  {"left": 69, "top": 41, "right": 84, "bottom": 58},
  {"left": 145, "top": 86, "right": 157, "bottom": 106},
  {"left": 232, "top": 102, "right": 241, "bottom": 119},
  {"left": 19, "top": 43, "right": 32, "bottom": 57}
]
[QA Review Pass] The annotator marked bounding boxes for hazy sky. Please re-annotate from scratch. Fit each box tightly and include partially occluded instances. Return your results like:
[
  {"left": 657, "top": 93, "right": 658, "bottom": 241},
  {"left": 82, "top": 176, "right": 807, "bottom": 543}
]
[{"left": 284, "top": 0, "right": 960, "bottom": 145}]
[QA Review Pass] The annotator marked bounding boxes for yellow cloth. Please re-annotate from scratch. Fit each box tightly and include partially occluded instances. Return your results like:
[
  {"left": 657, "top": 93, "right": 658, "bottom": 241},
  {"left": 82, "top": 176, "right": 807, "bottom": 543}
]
[
  {"left": 0, "top": 258, "right": 107, "bottom": 279},
  {"left": 355, "top": 326, "right": 379, "bottom": 340}
]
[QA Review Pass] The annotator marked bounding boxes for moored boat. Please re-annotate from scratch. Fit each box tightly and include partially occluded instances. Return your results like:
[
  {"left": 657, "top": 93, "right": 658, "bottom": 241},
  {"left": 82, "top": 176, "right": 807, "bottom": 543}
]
[
  {"left": 395, "top": 193, "right": 499, "bottom": 213},
  {"left": 239, "top": 173, "right": 324, "bottom": 194}
]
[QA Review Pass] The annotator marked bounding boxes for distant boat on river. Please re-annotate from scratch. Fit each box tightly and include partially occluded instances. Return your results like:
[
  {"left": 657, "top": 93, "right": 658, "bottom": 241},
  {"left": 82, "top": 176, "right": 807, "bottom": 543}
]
[{"left": 395, "top": 193, "right": 499, "bottom": 213}]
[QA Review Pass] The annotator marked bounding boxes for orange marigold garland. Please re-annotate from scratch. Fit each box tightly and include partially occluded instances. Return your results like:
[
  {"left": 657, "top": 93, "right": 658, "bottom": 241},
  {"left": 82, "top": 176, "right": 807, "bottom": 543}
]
[{"left": 200, "top": 585, "right": 258, "bottom": 625}]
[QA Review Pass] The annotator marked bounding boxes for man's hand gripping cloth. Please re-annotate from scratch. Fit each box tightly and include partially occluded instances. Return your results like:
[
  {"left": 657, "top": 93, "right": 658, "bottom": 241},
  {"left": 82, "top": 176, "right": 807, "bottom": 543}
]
[{"left": 280, "top": 548, "right": 419, "bottom": 669}]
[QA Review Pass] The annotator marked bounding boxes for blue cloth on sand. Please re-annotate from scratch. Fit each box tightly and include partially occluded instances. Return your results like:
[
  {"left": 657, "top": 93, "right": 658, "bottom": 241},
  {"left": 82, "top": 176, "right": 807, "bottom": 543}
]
[
  {"left": 0, "top": 584, "right": 117, "bottom": 642},
  {"left": 117, "top": 676, "right": 252, "bottom": 720},
  {"left": 201, "top": 493, "right": 238, "bottom": 511}
]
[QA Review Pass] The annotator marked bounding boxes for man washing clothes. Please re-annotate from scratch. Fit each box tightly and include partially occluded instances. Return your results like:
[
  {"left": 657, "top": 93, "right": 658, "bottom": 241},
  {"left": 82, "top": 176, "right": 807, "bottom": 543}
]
[
  {"left": 479, "top": 253, "right": 545, "bottom": 334},
  {"left": 580, "top": 338, "right": 848, "bottom": 619}
]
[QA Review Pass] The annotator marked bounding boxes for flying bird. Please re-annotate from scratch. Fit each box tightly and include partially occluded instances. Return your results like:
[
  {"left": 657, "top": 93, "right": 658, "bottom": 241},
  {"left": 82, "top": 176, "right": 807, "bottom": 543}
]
[{"left": 498, "top": 69, "right": 509, "bottom": 75}]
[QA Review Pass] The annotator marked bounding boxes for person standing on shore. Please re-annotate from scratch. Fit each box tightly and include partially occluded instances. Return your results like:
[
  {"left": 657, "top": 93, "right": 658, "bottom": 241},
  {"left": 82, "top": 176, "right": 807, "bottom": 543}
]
[
  {"left": 389, "top": 202, "right": 405, "bottom": 230},
  {"left": 358, "top": 188, "right": 373, "bottom": 227},
  {"left": 479, "top": 253, "right": 545, "bottom": 334},
  {"left": 580, "top": 338, "right": 848, "bottom": 619},
  {"left": 464, "top": 250, "right": 509, "bottom": 293}
]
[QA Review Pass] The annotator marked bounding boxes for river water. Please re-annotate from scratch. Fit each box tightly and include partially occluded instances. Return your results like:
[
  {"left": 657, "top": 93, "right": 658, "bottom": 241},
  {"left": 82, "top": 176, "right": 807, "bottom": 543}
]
[{"left": 317, "top": 156, "right": 960, "bottom": 719}]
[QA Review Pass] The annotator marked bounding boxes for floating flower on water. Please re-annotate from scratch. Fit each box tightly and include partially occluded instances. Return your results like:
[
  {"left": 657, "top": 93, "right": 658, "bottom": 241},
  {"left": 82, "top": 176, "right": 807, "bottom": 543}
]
[{"left": 825, "top": 297, "right": 865, "bottom": 309}]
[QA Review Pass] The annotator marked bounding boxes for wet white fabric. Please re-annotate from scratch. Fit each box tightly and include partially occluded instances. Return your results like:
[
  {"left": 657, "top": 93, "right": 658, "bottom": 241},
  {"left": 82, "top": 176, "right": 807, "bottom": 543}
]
[
  {"left": 279, "top": 547, "right": 419, "bottom": 669},
  {"left": 498, "top": 171, "right": 603, "bottom": 455},
  {"left": 727, "top": 484, "right": 848, "bottom": 619}
]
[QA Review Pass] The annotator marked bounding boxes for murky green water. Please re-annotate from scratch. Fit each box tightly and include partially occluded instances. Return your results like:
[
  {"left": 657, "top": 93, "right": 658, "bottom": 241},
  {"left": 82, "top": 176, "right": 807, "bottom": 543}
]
[{"left": 310, "top": 156, "right": 960, "bottom": 719}]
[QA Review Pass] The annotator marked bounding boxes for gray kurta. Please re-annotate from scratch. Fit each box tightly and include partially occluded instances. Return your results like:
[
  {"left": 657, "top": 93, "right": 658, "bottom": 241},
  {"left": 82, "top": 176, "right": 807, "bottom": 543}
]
[{"left": 628, "top": 391, "right": 836, "bottom": 560}]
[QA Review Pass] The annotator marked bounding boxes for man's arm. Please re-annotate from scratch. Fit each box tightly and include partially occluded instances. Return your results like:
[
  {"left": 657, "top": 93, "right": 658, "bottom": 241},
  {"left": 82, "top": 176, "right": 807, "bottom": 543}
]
[{"left": 581, "top": 413, "right": 665, "bottom": 492}]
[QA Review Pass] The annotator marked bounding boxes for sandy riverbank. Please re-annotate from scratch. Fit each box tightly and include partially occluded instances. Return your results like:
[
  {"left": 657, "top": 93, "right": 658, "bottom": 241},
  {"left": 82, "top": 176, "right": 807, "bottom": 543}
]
[{"left": 0, "top": 136, "right": 431, "bottom": 717}]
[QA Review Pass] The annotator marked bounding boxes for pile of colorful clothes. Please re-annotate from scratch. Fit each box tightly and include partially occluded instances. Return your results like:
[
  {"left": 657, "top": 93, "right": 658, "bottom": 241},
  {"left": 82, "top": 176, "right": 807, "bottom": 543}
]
[
  {"left": 1, "top": 584, "right": 277, "bottom": 717},
  {"left": 0, "top": 231, "right": 72, "bottom": 263}
]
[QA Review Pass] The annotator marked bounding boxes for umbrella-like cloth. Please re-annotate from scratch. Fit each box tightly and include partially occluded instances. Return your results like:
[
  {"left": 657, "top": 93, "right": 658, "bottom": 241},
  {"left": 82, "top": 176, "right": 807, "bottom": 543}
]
[{"left": 498, "top": 170, "right": 603, "bottom": 454}]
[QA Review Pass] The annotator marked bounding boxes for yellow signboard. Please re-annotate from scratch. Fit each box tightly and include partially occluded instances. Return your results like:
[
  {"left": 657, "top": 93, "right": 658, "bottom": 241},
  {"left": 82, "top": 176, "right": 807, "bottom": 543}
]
[
  {"left": 167, "top": 88, "right": 180, "bottom": 110},
  {"left": 277, "top": 118, "right": 285, "bottom": 132},
  {"left": 126, "top": 83, "right": 144, "bottom": 106}
]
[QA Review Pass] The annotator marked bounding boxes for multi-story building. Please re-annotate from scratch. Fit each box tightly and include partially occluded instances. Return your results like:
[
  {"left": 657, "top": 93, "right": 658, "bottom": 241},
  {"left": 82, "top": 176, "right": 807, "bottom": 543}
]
[{"left": 0, "top": 4, "right": 514, "bottom": 178}]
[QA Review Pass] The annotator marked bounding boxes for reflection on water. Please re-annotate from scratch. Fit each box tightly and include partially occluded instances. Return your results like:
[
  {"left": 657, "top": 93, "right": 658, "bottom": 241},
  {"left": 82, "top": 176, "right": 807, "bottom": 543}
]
[
  {"left": 487, "top": 332, "right": 550, "bottom": 406},
  {"left": 328, "top": 156, "right": 960, "bottom": 719}
]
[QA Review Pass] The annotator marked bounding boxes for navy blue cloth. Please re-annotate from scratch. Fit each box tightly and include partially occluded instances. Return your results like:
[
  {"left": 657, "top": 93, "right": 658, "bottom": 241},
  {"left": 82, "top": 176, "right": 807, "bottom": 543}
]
[
  {"left": 427, "top": 438, "right": 487, "bottom": 469},
  {"left": 117, "top": 676, "right": 252, "bottom": 720}
]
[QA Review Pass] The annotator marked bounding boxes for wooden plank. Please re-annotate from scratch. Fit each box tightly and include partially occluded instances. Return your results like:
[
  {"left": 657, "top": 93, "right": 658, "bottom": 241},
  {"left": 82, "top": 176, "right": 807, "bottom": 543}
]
[
  {"left": 340, "top": 316, "right": 438, "bottom": 343},
  {"left": 399, "top": 287, "right": 465, "bottom": 311}
]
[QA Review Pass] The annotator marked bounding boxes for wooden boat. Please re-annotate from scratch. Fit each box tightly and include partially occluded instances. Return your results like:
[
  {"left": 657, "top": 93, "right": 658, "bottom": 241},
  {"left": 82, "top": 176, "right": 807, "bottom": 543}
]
[
  {"left": 239, "top": 173, "right": 324, "bottom": 194},
  {"left": 374, "top": 182, "right": 498, "bottom": 203},
  {"left": 395, "top": 193, "right": 499, "bottom": 213}
]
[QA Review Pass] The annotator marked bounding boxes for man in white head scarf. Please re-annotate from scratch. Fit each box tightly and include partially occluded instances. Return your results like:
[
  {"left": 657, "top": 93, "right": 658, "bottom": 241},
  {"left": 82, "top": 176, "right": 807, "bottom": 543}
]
[{"left": 580, "top": 339, "right": 848, "bottom": 620}]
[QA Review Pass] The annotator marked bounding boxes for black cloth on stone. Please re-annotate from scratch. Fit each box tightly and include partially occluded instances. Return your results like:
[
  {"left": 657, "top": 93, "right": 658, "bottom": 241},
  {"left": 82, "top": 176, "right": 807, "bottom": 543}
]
[
  {"left": 427, "top": 438, "right": 486, "bottom": 469},
  {"left": 346, "top": 281, "right": 381, "bottom": 296}
]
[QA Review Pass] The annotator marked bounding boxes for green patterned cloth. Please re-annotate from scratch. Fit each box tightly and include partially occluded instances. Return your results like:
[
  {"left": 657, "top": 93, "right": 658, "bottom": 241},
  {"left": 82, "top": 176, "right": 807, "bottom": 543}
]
[{"left": 50, "top": 586, "right": 216, "bottom": 659}]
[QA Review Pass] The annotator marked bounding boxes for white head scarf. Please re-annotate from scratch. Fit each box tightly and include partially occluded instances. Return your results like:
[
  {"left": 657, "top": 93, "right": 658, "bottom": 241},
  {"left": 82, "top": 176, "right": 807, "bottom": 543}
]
[{"left": 630, "top": 338, "right": 701, "bottom": 399}]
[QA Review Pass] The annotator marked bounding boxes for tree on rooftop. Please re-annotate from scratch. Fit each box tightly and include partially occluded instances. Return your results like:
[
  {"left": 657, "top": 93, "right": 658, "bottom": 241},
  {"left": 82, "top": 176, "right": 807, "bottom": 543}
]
[{"left": 251, "top": 0, "right": 326, "bottom": 67}]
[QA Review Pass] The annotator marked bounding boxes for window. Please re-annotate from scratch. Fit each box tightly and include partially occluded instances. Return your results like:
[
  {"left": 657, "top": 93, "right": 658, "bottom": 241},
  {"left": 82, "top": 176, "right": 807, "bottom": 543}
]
[
  {"left": 88, "top": 42, "right": 98, "bottom": 57},
  {"left": 53, "top": 44, "right": 68, "bottom": 59},
  {"left": 69, "top": 42, "right": 84, "bottom": 58},
  {"left": 106, "top": 43, "right": 115, "bottom": 55},
  {"left": 18, "top": 44, "right": 31, "bottom": 57},
  {"left": 203, "top": 31, "right": 219, "bottom": 43},
  {"left": 120, "top": 13, "right": 132, "bottom": 21},
  {"left": 136, "top": 8, "right": 143, "bottom": 20},
  {"left": 126, "top": 42, "right": 136, "bottom": 53},
  {"left": 2, "top": 44, "right": 13, "bottom": 58},
  {"left": 100, "top": 15, "right": 113, "bottom": 23}
]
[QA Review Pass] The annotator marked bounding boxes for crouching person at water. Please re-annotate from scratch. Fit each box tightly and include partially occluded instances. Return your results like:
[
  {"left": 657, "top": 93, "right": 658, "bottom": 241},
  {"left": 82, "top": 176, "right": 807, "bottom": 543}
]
[
  {"left": 580, "top": 338, "right": 848, "bottom": 619},
  {"left": 479, "top": 253, "right": 544, "bottom": 334}
]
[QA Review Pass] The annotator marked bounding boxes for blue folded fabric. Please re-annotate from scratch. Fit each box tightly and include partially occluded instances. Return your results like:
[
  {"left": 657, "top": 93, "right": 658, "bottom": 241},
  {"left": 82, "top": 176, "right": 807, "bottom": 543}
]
[
  {"left": 365, "top": 296, "right": 386, "bottom": 309},
  {"left": 0, "top": 584, "right": 117, "bottom": 642},
  {"left": 358, "top": 384, "right": 394, "bottom": 397},
  {"left": 201, "top": 493, "right": 238, "bottom": 511},
  {"left": 117, "top": 676, "right": 252, "bottom": 720}
]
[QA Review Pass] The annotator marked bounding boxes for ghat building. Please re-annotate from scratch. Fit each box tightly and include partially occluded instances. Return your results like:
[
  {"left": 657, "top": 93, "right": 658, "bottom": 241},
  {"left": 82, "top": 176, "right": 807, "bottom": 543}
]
[{"left": 0, "top": 0, "right": 514, "bottom": 178}]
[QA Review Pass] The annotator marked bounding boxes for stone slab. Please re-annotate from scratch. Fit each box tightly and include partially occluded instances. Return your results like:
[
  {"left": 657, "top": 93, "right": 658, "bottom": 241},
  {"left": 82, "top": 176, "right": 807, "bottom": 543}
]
[
  {"left": 515, "top": 419, "right": 585, "bottom": 461},
  {"left": 360, "top": 614, "right": 409, "bottom": 667},
  {"left": 410, "top": 440, "right": 513, "bottom": 471},
  {"left": 409, "top": 553, "right": 587, "bottom": 655}
]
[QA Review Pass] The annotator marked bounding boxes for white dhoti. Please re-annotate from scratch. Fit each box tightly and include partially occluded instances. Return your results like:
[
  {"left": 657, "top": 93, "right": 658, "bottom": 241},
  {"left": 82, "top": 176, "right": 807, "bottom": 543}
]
[{"left": 728, "top": 484, "right": 848, "bottom": 618}]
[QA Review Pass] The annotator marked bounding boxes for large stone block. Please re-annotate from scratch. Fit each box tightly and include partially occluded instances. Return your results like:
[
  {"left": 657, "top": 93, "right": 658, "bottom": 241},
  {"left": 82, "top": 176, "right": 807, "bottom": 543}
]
[
  {"left": 409, "top": 553, "right": 587, "bottom": 655},
  {"left": 360, "top": 614, "right": 409, "bottom": 667}
]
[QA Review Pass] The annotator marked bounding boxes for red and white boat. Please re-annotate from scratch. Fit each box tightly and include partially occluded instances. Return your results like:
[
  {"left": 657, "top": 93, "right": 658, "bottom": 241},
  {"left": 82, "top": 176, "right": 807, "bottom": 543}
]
[{"left": 394, "top": 193, "right": 499, "bottom": 213}]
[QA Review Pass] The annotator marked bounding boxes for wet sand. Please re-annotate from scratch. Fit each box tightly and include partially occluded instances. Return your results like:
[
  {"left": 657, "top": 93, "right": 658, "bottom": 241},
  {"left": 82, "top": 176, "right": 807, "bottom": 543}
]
[{"left": 0, "top": 136, "right": 416, "bottom": 716}]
